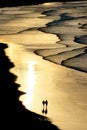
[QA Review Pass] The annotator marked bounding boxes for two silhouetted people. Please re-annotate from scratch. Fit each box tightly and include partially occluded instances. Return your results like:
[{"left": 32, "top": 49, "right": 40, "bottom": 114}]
[{"left": 42, "top": 100, "right": 48, "bottom": 114}]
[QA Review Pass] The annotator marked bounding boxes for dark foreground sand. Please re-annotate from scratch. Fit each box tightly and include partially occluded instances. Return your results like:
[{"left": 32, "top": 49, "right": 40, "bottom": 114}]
[{"left": 0, "top": 42, "right": 60, "bottom": 130}]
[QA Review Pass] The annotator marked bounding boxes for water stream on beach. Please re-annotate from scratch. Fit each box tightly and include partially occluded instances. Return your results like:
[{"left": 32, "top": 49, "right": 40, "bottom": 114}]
[{"left": 0, "top": 1, "right": 87, "bottom": 130}]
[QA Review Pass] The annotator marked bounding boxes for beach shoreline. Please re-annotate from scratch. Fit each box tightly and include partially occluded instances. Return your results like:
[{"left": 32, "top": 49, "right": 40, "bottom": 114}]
[
  {"left": 0, "top": 1, "right": 87, "bottom": 130},
  {"left": 0, "top": 42, "right": 61, "bottom": 130}
]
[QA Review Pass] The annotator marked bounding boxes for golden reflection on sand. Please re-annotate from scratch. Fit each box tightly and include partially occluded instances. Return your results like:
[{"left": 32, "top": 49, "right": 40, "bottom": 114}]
[
  {"left": 24, "top": 62, "right": 35, "bottom": 109},
  {"left": 0, "top": 30, "right": 59, "bottom": 44}
]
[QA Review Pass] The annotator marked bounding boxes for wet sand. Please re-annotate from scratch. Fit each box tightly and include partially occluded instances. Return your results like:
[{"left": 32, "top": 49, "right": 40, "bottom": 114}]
[{"left": 0, "top": 42, "right": 60, "bottom": 130}]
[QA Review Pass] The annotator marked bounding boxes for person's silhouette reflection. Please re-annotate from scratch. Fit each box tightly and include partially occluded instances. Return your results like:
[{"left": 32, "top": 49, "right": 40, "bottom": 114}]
[
  {"left": 45, "top": 108, "right": 48, "bottom": 114},
  {"left": 42, "top": 100, "right": 45, "bottom": 107},
  {"left": 45, "top": 100, "right": 48, "bottom": 107}
]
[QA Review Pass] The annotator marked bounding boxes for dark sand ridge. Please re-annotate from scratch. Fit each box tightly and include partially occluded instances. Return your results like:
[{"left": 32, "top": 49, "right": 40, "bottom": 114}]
[
  {"left": 35, "top": 8, "right": 87, "bottom": 73},
  {"left": 61, "top": 34, "right": 87, "bottom": 73},
  {"left": 0, "top": 42, "right": 61, "bottom": 130}
]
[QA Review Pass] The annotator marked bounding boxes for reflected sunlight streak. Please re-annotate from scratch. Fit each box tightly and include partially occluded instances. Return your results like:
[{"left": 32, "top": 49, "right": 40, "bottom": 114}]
[{"left": 24, "top": 61, "right": 35, "bottom": 109}]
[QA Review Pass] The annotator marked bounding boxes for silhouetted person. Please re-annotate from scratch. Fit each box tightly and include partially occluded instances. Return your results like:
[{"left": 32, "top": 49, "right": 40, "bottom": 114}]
[
  {"left": 42, "top": 100, "right": 45, "bottom": 107},
  {"left": 45, "top": 100, "right": 48, "bottom": 106},
  {"left": 42, "top": 100, "right": 48, "bottom": 106}
]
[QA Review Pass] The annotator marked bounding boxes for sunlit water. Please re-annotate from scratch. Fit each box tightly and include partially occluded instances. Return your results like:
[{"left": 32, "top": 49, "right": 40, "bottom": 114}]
[
  {"left": 0, "top": 1, "right": 87, "bottom": 130},
  {"left": 3, "top": 41, "right": 87, "bottom": 130}
]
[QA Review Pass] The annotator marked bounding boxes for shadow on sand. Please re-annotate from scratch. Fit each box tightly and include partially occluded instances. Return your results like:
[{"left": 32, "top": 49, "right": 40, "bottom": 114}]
[
  {"left": 0, "top": 0, "right": 74, "bottom": 7},
  {"left": 0, "top": 42, "right": 61, "bottom": 130}
]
